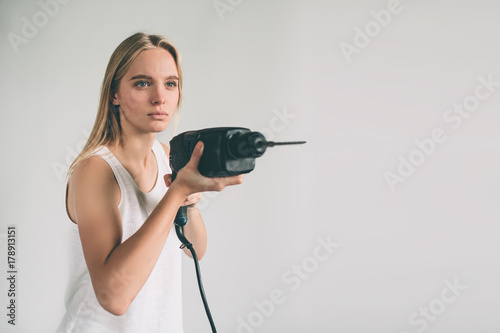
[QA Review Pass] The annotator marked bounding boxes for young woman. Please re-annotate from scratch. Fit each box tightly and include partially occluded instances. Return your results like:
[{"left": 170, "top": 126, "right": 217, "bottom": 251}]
[{"left": 56, "top": 32, "right": 243, "bottom": 332}]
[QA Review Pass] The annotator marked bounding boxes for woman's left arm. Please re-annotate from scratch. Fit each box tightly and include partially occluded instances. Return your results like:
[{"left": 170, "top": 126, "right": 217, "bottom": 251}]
[{"left": 181, "top": 195, "right": 207, "bottom": 259}]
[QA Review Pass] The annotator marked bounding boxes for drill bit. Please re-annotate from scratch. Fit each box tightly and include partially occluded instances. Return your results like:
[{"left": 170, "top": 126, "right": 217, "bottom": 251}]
[{"left": 263, "top": 141, "right": 306, "bottom": 147}]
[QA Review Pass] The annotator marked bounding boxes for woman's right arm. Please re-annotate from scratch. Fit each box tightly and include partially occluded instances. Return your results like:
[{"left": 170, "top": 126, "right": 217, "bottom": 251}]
[{"left": 68, "top": 142, "right": 243, "bottom": 316}]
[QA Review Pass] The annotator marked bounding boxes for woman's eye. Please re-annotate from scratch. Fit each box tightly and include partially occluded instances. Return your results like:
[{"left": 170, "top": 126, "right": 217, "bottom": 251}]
[
  {"left": 135, "top": 81, "right": 150, "bottom": 88},
  {"left": 166, "top": 81, "right": 178, "bottom": 88}
]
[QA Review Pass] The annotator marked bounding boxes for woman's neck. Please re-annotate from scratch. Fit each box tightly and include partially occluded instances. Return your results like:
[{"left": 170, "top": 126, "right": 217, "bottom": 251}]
[{"left": 112, "top": 132, "right": 157, "bottom": 167}]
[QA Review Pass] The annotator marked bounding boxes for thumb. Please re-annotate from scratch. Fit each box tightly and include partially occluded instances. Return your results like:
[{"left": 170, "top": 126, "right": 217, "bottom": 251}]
[
  {"left": 187, "top": 141, "right": 204, "bottom": 169},
  {"left": 164, "top": 174, "right": 172, "bottom": 187}
]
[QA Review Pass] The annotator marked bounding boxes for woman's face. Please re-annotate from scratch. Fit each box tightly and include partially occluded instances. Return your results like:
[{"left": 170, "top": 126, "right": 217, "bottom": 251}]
[{"left": 112, "top": 48, "right": 180, "bottom": 136}]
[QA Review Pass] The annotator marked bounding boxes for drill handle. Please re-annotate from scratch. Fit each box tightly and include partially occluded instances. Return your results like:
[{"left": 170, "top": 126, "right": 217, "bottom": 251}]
[{"left": 175, "top": 207, "right": 188, "bottom": 227}]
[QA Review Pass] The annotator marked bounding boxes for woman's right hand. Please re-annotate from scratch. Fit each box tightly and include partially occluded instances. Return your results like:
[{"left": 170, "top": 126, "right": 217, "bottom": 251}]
[{"left": 164, "top": 141, "right": 244, "bottom": 198}]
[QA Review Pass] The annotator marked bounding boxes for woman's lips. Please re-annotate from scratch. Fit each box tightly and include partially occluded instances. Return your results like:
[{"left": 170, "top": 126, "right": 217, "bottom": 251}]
[{"left": 148, "top": 111, "right": 168, "bottom": 119}]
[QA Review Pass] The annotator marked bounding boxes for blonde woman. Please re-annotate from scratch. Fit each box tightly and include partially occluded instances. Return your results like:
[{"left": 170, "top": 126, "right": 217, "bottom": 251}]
[{"left": 56, "top": 32, "right": 243, "bottom": 332}]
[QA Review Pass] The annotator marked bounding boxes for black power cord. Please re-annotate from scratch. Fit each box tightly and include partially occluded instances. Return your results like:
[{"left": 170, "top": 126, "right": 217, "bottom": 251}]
[{"left": 175, "top": 224, "right": 217, "bottom": 333}]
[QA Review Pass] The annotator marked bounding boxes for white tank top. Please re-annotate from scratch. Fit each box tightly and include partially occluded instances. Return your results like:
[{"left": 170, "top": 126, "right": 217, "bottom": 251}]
[{"left": 56, "top": 140, "right": 183, "bottom": 333}]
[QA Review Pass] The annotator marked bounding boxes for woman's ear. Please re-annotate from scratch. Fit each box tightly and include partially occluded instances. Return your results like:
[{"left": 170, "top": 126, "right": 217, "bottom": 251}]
[{"left": 110, "top": 92, "right": 119, "bottom": 106}]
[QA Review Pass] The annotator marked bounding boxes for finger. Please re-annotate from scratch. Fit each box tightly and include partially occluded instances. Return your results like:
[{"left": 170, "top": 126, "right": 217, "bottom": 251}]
[
  {"left": 183, "top": 199, "right": 198, "bottom": 207},
  {"left": 182, "top": 193, "right": 201, "bottom": 206},
  {"left": 164, "top": 174, "right": 172, "bottom": 187},
  {"left": 186, "top": 141, "right": 204, "bottom": 169},
  {"left": 227, "top": 174, "right": 245, "bottom": 185},
  {"left": 186, "top": 192, "right": 202, "bottom": 203},
  {"left": 211, "top": 174, "right": 245, "bottom": 191}
]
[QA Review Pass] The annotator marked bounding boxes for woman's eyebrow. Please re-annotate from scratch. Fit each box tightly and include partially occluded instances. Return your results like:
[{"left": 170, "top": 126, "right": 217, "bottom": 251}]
[
  {"left": 130, "top": 74, "right": 152, "bottom": 81},
  {"left": 129, "top": 74, "right": 179, "bottom": 80}
]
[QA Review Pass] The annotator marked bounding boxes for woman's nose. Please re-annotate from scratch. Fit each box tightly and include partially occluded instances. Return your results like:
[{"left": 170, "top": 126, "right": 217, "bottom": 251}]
[{"left": 151, "top": 86, "right": 166, "bottom": 105}]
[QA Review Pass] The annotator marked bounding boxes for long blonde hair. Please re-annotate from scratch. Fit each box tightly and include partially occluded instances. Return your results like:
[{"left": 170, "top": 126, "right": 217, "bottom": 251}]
[{"left": 67, "top": 32, "right": 183, "bottom": 178}]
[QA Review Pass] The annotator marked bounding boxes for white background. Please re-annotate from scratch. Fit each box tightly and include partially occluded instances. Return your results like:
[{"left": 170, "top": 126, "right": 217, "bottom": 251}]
[{"left": 1, "top": 0, "right": 500, "bottom": 332}]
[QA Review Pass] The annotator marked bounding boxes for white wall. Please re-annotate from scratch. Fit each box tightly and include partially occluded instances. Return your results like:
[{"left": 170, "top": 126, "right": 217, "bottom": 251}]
[{"left": 1, "top": 0, "right": 500, "bottom": 332}]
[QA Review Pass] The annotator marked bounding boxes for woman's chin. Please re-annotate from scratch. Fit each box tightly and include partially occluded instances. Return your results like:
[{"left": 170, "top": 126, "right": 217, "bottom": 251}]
[{"left": 149, "top": 121, "right": 171, "bottom": 133}]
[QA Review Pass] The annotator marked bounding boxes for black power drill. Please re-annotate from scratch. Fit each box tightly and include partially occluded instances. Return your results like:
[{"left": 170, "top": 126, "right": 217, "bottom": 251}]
[
  {"left": 168, "top": 126, "right": 305, "bottom": 332},
  {"left": 169, "top": 127, "right": 305, "bottom": 226}
]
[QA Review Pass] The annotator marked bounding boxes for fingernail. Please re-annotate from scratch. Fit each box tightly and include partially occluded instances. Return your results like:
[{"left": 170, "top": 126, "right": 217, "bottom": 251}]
[{"left": 197, "top": 142, "right": 203, "bottom": 150}]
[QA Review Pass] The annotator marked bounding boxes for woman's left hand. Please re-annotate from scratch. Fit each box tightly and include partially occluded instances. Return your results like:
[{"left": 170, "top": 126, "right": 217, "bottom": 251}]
[
  {"left": 164, "top": 173, "right": 202, "bottom": 208},
  {"left": 182, "top": 192, "right": 202, "bottom": 208}
]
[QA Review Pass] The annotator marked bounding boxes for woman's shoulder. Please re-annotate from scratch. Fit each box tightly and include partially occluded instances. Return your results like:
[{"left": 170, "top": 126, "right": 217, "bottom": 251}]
[
  {"left": 67, "top": 154, "right": 120, "bottom": 222},
  {"left": 70, "top": 155, "right": 115, "bottom": 187}
]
